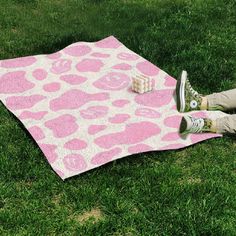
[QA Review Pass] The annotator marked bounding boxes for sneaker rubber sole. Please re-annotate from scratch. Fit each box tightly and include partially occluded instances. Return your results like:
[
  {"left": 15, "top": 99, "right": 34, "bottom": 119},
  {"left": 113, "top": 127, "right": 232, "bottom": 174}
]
[
  {"left": 179, "top": 116, "right": 188, "bottom": 134},
  {"left": 176, "top": 70, "right": 187, "bottom": 112}
]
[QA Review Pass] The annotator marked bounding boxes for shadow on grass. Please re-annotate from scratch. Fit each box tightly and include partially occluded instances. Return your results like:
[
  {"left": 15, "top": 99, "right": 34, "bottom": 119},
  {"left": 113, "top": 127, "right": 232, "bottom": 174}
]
[{"left": 32, "top": 31, "right": 100, "bottom": 55}]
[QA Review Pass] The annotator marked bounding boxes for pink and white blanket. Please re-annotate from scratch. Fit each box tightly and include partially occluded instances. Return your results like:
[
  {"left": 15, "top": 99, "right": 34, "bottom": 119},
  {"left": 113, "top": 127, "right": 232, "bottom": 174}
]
[{"left": 0, "top": 36, "right": 225, "bottom": 180}]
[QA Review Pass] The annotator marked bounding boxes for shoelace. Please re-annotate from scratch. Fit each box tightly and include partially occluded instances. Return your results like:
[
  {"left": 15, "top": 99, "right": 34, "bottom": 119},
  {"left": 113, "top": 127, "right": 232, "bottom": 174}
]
[
  {"left": 190, "top": 117, "right": 204, "bottom": 133},
  {"left": 186, "top": 79, "right": 199, "bottom": 97}
]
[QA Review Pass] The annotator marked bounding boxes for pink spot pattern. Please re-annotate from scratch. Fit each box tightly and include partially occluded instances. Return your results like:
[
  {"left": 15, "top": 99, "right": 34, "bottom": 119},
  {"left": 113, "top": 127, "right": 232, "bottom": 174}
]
[
  {"left": 161, "top": 132, "right": 181, "bottom": 142},
  {"left": 54, "top": 169, "right": 65, "bottom": 178},
  {"left": 60, "top": 74, "right": 87, "bottom": 85},
  {"left": 112, "top": 99, "right": 130, "bottom": 107},
  {"left": 136, "top": 60, "right": 160, "bottom": 76},
  {"left": 91, "top": 147, "right": 122, "bottom": 165},
  {"left": 38, "top": 143, "right": 58, "bottom": 164},
  {"left": 91, "top": 52, "right": 110, "bottom": 58},
  {"left": 1, "top": 56, "right": 36, "bottom": 68},
  {"left": 50, "top": 59, "right": 72, "bottom": 74},
  {"left": 6, "top": 95, "right": 46, "bottom": 110},
  {"left": 171, "top": 105, "right": 177, "bottom": 110},
  {"left": 93, "top": 72, "right": 130, "bottom": 91},
  {"left": 128, "top": 143, "right": 152, "bottom": 154},
  {"left": 112, "top": 63, "right": 132, "bottom": 70},
  {"left": 47, "top": 52, "right": 61, "bottom": 59},
  {"left": 0, "top": 71, "right": 34, "bottom": 94},
  {"left": 45, "top": 114, "right": 78, "bottom": 138},
  {"left": 80, "top": 106, "right": 108, "bottom": 119},
  {"left": 63, "top": 44, "right": 91, "bottom": 57},
  {"left": 164, "top": 115, "right": 182, "bottom": 128},
  {"left": 43, "top": 82, "right": 60, "bottom": 92},
  {"left": 63, "top": 154, "right": 87, "bottom": 172},
  {"left": 88, "top": 125, "right": 107, "bottom": 135},
  {"left": 135, "top": 108, "right": 161, "bottom": 119},
  {"left": 192, "top": 111, "right": 207, "bottom": 118},
  {"left": 0, "top": 36, "right": 222, "bottom": 180},
  {"left": 19, "top": 111, "right": 48, "bottom": 120},
  {"left": 49, "top": 89, "right": 109, "bottom": 111},
  {"left": 64, "top": 139, "right": 87, "bottom": 150},
  {"left": 135, "top": 89, "right": 173, "bottom": 108},
  {"left": 28, "top": 126, "right": 45, "bottom": 141},
  {"left": 95, "top": 122, "right": 161, "bottom": 149},
  {"left": 32, "top": 69, "right": 48, "bottom": 81},
  {"left": 76, "top": 59, "right": 104, "bottom": 72},
  {"left": 95, "top": 36, "right": 121, "bottom": 48},
  {"left": 109, "top": 114, "right": 130, "bottom": 123},
  {"left": 117, "top": 52, "right": 139, "bottom": 61},
  {"left": 164, "top": 75, "right": 176, "bottom": 87}
]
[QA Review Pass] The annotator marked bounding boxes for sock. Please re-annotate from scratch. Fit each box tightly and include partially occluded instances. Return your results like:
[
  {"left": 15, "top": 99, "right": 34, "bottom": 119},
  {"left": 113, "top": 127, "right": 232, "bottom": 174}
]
[
  {"left": 210, "top": 120, "right": 217, "bottom": 133},
  {"left": 202, "top": 118, "right": 216, "bottom": 133},
  {"left": 200, "top": 96, "right": 208, "bottom": 110}
]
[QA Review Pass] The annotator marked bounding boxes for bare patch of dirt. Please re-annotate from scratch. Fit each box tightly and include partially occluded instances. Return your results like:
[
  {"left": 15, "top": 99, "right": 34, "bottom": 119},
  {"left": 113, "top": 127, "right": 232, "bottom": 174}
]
[
  {"left": 70, "top": 208, "right": 103, "bottom": 224},
  {"left": 52, "top": 193, "right": 63, "bottom": 206},
  {"left": 178, "top": 177, "right": 202, "bottom": 185}
]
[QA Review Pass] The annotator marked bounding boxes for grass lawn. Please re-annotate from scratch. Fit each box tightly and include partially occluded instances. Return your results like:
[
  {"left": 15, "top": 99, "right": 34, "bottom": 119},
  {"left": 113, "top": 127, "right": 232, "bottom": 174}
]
[{"left": 0, "top": 0, "right": 236, "bottom": 235}]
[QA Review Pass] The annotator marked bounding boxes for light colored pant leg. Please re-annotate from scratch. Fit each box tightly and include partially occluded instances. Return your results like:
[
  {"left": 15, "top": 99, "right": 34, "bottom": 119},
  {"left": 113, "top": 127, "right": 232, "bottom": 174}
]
[
  {"left": 206, "top": 89, "right": 236, "bottom": 111},
  {"left": 216, "top": 115, "right": 236, "bottom": 134}
]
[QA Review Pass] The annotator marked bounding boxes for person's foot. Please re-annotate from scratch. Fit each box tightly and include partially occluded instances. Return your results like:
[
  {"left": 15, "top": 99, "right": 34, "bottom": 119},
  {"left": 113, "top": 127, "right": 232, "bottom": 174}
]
[
  {"left": 179, "top": 115, "right": 213, "bottom": 134},
  {"left": 176, "top": 70, "right": 202, "bottom": 112}
]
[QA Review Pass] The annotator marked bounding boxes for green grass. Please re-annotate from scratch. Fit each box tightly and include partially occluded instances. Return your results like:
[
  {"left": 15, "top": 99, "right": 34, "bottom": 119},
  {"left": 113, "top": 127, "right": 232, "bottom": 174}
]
[{"left": 0, "top": 0, "right": 236, "bottom": 235}]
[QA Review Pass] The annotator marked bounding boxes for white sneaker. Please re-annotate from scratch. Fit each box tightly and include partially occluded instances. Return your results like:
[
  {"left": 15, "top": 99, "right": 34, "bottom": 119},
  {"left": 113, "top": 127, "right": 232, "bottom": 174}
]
[{"left": 179, "top": 115, "right": 205, "bottom": 134}]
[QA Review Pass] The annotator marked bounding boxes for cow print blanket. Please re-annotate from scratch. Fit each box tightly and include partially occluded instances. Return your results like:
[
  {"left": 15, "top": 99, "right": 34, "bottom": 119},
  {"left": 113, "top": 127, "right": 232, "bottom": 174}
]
[{"left": 0, "top": 36, "right": 225, "bottom": 180}]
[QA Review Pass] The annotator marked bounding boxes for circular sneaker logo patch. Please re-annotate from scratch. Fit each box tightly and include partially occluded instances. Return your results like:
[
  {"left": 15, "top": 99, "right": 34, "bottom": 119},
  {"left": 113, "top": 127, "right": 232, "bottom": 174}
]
[{"left": 190, "top": 100, "right": 198, "bottom": 109}]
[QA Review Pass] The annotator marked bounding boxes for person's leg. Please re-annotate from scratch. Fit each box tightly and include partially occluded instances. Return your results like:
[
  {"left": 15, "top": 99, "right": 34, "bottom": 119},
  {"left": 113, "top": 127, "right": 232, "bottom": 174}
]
[
  {"left": 215, "top": 115, "right": 236, "bottom": 134},
  {"left": 176, "top": 70, "right": 236, "bottom": 134},
  {"left": 176, "top": 70, "right": 236, "bottom": 112},
  {"left": 206, "top": 89, "right": 236, "bottom": 111},
  {"left": 179, "top": 114, "right": 236, "bottom": 135}
]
